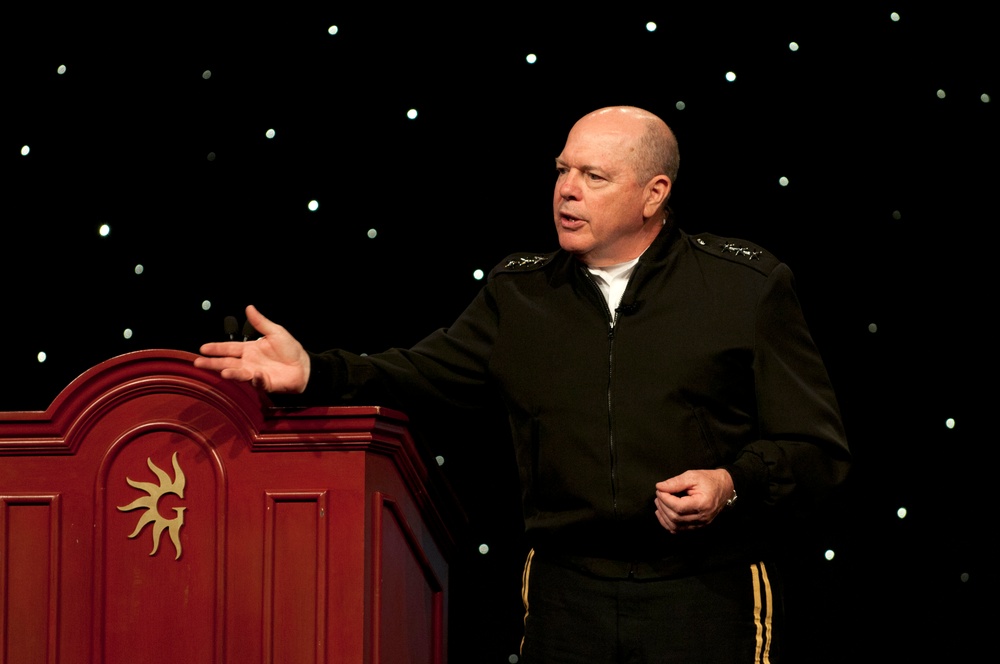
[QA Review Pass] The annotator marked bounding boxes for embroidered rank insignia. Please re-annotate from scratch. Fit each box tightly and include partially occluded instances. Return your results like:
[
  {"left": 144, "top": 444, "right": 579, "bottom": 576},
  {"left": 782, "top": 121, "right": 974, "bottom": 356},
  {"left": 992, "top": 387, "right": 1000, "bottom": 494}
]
[
  {"left": 504, "top": 255, "right": 549, "bottom": 268},
  {"left": 720, "top": 243, "right": 762, "bottom": 261}
]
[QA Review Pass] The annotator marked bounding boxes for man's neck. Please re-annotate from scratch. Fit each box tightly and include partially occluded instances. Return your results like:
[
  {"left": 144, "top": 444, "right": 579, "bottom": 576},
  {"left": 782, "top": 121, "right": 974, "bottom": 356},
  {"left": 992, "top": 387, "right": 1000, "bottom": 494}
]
[{"left": 582, "top": 218, "right": 664, "bottom": 267}]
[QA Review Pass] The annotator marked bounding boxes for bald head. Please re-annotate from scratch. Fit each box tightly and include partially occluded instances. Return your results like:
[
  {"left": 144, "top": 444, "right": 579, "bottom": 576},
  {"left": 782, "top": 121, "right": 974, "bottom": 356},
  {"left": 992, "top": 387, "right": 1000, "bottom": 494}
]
[{"left": 571, "top": 106, "right": 680, "bottom": 192}]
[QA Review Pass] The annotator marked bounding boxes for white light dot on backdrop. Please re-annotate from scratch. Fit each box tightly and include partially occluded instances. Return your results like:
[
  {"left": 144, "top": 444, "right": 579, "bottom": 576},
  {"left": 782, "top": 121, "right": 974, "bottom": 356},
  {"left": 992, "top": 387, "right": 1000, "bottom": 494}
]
[
  {"left": 201, "top": 300, "right": 212, "bottom": 311},
  {"left": 478, "top": 543, "right": 490, "bottom": 555},
  {"left": 981, "top": 93, "right": 991, "bottom": 103},
  {"left": 37, "top": 352, "right": 47, "bottom": 363},
  {"left": 473, "top": 269, "right": 485, "bottom": 281},
  {"left": 675, "top": 101, "right": 686, "bottom": 110},
  {"left": 265, "top": 128, "right": 276, "bottom": 139},
  {"left": 646, "top": 22, "right": 657, "bottom": 32},
  {"left": 868, "top": 323, "right": 878, "bottom": 334},
  {"left": 892, "top": 210, "right": 902, "bottom": 220},
  {"left": 99, "top": 224, "right": 111, "bottom": 237},
  {"left": 788, "top": 42, "right": 799, "bottom": 52},
  {"left": 207, "top": 152, "right": 216, "bottom": 161},
  {"left": 960, "top": 573, "right": 970, "bottom": 583},
  {"left": 936, "top": 89, "right": 946, "bottom": 99},
  {"left": 525, "top": 53, "right": 537, "bottom": 64},
  {"left": 435, "top": 455, "right": 445, "bottom": 466},
  {"left": 328, "top": 25, "right": 339, "bottom": 35},
  {"left": 134, "top": 264, "right": 144, "bottom": 275},
  {"left": 407, "top": 108, "right": 418, "bottom": 120},
  {"left": 308, "top": 200, "right": 319, "bottom": 212},
  {"left": 202, "top": 70, "right": 212, "bottom": 80},
  {"left": 897, "top": 507, "right": 908, "bottom": 519},
  {"left": 21, "top": 145, "right": 30, "bottom": 156},
  {"left": 778, "top": 177, "right": 789, "bottom": 187},
  {"left": 123, "top": 329, "right": 133, "bottom": 340},
  {"left": 508, "top": 655, "right": 519, "bottom": 664},
  {"left": 824, "top": 549, "right": 835, "bottom": 561},
  {"left": 946, "top": 418, "right": 955, "bottom": 429},
  {"left": 367, "top": 228, "right": 378, "bottom": 239},
  {"left": 57, "top": 64, "right": 67, "bottom": 74},
  {"left": 890, "top": 12, "right": 901, "bottom": 22},
  {"left": 725, "top": 71, "right": 737, "bottom": 82}
]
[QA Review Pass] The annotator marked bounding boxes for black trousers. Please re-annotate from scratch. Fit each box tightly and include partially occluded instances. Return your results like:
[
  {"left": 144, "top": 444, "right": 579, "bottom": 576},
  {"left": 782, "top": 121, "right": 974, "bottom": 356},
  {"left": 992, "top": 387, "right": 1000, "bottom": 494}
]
[{"left": 520, "top": 550, "right": 782, "bottom": 663}]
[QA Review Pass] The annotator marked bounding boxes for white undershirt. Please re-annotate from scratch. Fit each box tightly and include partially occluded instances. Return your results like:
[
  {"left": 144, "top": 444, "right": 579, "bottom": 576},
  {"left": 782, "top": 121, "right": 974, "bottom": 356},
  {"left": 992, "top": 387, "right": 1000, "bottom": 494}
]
[{"left": 586, "top": 257, "right": 639, "bottom": 323}]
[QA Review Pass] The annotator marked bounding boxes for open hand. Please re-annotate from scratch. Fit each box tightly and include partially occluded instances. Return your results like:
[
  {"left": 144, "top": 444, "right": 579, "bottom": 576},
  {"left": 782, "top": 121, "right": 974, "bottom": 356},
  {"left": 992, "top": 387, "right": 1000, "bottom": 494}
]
[{"left": 194, "top": 305, "right": 310, "bottom": 393}]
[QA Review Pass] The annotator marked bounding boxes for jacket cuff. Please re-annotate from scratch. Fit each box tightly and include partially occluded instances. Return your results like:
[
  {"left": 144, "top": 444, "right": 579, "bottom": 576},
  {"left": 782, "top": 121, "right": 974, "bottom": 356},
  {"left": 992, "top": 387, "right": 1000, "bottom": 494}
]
[{"left": 721, "top": 450, "right": 769, "bottom": 505}]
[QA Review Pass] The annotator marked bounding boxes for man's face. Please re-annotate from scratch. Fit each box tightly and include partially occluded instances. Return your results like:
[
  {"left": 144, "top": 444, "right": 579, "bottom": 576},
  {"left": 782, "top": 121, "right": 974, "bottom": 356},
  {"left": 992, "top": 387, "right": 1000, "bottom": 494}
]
[{"left": 553, "top": 114, "right": 651, "bottom": 267}]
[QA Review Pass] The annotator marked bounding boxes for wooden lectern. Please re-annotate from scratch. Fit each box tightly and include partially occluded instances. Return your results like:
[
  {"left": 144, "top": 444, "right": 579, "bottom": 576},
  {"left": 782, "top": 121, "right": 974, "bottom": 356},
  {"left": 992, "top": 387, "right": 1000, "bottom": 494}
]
[{"left": 0, "top": 349, "right": 464, "bottom": 664}]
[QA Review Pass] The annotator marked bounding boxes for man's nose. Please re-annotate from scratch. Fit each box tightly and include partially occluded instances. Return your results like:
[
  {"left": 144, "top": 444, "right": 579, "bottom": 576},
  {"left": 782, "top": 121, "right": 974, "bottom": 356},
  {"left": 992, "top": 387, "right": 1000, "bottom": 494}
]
[{"left": 559, "top": 172, "right": 580, "bottom": 200}]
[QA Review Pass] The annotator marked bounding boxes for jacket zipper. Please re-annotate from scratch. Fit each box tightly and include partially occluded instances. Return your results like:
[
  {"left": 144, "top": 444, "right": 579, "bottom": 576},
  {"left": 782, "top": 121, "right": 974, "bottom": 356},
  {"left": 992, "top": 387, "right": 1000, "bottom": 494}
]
[
  {"left": 608, "top": 309, "right": 620, "bottom": 517},
  {"left": 582, "top": 269, "right": 628, "bottom": 518},
  {"left": 586, "top": 261, "right": 646, "bottom": 522}
]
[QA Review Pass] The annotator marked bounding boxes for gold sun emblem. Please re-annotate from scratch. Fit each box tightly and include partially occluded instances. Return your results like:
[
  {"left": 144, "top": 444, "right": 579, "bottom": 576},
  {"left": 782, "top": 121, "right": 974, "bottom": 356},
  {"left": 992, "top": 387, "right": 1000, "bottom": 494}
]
[{"left": 117, "top": 452, "right": 187, "bottom": 560}]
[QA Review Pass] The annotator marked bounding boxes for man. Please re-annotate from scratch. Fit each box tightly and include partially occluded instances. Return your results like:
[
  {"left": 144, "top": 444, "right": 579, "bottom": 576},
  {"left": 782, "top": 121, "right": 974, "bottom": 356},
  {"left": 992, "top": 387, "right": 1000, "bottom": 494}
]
[{"left": 195, "top": 106, "right": 850, "bottom": 662}]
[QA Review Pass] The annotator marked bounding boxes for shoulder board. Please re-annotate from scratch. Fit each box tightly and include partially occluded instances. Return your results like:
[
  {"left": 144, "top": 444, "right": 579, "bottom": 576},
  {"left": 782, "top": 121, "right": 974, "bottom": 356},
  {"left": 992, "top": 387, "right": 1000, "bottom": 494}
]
[
  {"left": 688, "top": 233, "right": 781, "bottom": 274},
  {"left": 489, "top": 251, "right": 557, "bottom": 277}
]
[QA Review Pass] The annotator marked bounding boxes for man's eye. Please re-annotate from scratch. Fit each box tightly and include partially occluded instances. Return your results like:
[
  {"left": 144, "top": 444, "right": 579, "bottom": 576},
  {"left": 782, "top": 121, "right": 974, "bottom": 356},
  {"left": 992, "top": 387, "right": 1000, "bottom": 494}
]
[
  {"left": 587, "top": 173, "right": 605, "bottom": 181},
  {"left": 556, "top": 167, "right": 569, "bottom": 175}
]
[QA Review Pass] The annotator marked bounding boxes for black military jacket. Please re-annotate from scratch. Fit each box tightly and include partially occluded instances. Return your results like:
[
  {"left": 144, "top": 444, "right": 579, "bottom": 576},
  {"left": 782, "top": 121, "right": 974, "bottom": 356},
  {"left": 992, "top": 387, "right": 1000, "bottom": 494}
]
[{"left": 304, "top": 227, "right": 850, "bottom": 576}]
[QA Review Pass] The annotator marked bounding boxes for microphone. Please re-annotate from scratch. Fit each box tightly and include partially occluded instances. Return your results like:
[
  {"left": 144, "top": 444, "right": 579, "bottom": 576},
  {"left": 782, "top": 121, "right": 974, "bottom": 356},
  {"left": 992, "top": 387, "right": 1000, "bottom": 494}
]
[
  {"left": 224, "top": 316, "right": 239, "bottom": 340},
  {"left": 242, "top": 318, "right": 258, "bottom": 342},
  {"left": 617, "top": 301, "right": 641, "bottom": 315}
]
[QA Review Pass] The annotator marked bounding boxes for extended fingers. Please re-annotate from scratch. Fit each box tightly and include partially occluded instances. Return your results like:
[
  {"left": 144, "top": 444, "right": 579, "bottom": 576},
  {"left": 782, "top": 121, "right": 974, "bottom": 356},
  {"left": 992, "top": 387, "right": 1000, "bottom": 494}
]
[
  {"left": 193, "top": 354, "right": 245, "bottom": 373},
  {"left": 221, "top": 366, "right": 255, "bottom": 383},
  {"left": 198, "top": 341, "right": 245, "bottom": 358}
]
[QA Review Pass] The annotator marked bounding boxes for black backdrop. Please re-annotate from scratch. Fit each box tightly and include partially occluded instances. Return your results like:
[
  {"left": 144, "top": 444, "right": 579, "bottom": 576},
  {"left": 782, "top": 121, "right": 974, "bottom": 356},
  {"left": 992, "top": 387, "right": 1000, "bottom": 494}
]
[{"left": 6, "top": 4, "right": 996, "bottom": 661}]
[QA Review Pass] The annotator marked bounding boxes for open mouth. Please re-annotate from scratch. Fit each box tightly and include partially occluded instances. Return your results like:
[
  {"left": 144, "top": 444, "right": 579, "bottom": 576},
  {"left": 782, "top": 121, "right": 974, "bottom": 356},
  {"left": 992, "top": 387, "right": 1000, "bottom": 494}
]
[{"left": 558, "top": 211, "right": 586, "bottom": 229}]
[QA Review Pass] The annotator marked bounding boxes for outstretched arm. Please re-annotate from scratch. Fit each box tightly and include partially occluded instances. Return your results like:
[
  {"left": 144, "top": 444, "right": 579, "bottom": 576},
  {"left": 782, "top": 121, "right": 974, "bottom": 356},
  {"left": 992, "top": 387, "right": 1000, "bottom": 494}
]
[{"left": 193, "top": 305, "right": 311, "bottom": 393}]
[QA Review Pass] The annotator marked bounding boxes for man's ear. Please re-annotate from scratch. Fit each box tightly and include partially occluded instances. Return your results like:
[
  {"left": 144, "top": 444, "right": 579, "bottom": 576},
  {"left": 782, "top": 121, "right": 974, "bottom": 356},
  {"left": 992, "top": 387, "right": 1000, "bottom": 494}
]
[{"left": 643, "top": 175, "right": 672, "bottom": 218}]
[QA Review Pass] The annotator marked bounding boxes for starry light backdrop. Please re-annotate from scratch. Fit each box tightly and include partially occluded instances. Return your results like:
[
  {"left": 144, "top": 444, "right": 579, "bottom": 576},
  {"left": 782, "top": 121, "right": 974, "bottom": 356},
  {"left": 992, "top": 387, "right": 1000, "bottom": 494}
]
[{"left": 6, "top": 4, "right": 996, "bottom": 661}]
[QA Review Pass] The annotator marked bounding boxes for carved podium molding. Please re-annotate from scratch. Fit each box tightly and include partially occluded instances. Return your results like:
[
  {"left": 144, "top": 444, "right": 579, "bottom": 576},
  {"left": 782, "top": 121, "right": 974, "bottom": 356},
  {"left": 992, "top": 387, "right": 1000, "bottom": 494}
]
[{"left": 0, "top": 349, "right": 463, "bottom": 664}]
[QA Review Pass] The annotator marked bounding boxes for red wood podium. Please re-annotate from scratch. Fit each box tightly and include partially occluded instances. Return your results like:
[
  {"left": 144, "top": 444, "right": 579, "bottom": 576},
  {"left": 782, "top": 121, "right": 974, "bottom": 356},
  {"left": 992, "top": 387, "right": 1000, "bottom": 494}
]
[{"left": 0, "top": 349, "right": 463, "bottom": 664}]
